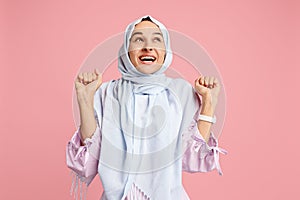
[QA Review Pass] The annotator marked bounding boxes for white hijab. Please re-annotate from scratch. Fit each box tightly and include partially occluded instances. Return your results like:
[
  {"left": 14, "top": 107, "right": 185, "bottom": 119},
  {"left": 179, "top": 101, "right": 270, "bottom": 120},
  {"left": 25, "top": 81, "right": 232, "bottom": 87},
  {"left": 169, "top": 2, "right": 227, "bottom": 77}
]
[{"left": 97, "top": 15, "right": 200, "bottom": 199}]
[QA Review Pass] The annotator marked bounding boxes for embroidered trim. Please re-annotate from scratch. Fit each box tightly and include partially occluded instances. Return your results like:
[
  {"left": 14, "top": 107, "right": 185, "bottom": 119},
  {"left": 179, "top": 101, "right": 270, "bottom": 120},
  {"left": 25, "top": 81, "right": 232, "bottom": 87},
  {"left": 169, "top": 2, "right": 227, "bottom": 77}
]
[{"left": 126, "top": 182, "right": 151, "bottom": 200}]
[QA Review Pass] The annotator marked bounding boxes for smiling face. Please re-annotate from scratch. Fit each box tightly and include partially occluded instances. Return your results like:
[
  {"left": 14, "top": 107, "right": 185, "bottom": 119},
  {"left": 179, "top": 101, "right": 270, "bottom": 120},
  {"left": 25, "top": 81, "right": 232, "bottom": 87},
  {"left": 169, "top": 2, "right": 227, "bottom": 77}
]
[{"left": 128, "top": 21, "right": 166, "bottom": 74}]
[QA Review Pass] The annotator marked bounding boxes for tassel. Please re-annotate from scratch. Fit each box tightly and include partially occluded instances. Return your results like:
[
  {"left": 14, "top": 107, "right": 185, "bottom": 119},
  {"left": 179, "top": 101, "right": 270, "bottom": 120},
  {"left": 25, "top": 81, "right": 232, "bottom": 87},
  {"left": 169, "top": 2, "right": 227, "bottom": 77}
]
[
  {"left": 70, "top": 171, "right": 75, "bottom": 196},
  {"left": 83, "top": 183, "right": 88, "bottom": 200},
  {"left": 74, "top": 174, "right": 78, "bottom": 200},
  {"left": 80, "top": 181, "right": 83, "bottom": 200},
  {"left": 69, "top": 170, "right": 88, "bottom": 200}
]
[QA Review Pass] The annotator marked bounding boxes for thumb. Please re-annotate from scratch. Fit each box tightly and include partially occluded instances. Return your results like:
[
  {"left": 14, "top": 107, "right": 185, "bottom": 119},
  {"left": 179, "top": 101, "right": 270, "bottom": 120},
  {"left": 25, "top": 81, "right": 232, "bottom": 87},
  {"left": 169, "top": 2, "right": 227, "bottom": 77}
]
[{"left": 94, "top": 68, "right": 101, "bottom": 76}]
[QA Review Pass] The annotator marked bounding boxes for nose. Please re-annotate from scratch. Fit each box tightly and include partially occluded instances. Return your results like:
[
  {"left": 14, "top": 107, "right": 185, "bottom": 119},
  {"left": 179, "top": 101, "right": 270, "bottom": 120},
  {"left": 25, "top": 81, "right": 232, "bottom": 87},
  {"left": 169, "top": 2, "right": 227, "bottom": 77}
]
[
  {"left": 142, "top": 40, "right": 153, "bottom": 52},
  {"left": 142, "top": 47, "right": 153, "bottom": 51}
]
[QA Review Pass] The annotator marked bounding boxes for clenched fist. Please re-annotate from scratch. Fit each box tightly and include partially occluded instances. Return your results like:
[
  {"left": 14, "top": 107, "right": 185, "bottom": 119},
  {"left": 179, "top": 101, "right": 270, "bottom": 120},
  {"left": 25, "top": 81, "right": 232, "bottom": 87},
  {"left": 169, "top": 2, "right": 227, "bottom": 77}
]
[
  {"left": 194, "top": 75, "right": 221, "bottom": 106},
  {"left": 75, "top": 68, "right": 102, "bottom": 104}
]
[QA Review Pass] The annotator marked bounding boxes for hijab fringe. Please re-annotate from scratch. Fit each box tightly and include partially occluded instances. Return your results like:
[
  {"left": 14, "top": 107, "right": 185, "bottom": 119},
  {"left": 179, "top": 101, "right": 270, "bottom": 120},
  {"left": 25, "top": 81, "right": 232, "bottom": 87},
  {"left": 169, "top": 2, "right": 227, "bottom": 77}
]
[{"left": 69, "top": 170, "right": 88, "bottom": 200}]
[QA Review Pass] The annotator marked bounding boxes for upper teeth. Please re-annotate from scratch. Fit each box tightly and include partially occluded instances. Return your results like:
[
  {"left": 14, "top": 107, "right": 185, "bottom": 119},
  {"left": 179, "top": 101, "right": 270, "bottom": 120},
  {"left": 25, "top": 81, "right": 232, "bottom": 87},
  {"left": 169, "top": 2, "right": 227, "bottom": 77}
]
[{"left": 141, "top": 56, "right": 155, "bottom": 61}]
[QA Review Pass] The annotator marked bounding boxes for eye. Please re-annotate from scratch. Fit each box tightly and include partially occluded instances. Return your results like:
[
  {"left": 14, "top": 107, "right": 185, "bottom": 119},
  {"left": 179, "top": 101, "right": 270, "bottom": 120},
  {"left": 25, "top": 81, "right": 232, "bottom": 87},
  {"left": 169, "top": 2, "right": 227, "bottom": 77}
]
[
  {"left": 134, "top": 37, "right": 144, "bottom": 42},
  {"left": 153, "top": 37, "right": 162, "bottom": 42}
]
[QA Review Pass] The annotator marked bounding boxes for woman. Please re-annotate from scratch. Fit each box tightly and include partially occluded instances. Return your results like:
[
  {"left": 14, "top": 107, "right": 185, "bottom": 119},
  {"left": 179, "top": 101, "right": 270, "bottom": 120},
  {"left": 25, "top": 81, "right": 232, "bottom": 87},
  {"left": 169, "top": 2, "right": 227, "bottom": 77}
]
[{"left": 66, "top": 15, "right": 227, "bottom": 200}]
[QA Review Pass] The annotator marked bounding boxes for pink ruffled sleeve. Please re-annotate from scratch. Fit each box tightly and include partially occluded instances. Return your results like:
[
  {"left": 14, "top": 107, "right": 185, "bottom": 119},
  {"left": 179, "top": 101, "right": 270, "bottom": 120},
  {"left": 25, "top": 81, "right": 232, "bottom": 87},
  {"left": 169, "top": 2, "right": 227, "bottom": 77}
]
[
  {"left": 182, "top": 117, "right": 228, "bottom": 175},
  {"left": 66, "top": 125, "right": 102, "bottom": 199}
]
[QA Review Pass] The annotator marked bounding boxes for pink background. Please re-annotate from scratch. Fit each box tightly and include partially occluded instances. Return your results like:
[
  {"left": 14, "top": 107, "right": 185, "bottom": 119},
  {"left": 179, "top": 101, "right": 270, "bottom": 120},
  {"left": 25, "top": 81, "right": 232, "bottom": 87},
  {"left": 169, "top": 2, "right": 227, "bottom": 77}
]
[{"left": 1, "top": 0, "right": 299, "bottom": 199}]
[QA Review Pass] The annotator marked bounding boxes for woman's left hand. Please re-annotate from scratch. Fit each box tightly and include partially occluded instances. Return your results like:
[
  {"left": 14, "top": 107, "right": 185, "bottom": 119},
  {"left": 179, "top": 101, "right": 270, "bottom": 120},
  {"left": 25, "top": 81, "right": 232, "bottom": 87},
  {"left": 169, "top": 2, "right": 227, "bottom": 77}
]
[
  {"left": 194, "top": 76, "right": 221, "bottom": 141},
  {"left": 194, "top": 75, "right": 221, "bottom": 107}
]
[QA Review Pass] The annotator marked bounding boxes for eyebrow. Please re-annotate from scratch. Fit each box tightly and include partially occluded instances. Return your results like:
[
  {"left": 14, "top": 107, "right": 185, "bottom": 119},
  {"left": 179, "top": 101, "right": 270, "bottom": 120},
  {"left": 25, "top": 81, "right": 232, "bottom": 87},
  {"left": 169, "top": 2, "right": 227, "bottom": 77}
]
[{"left": 131, "top": 32, "right": 163, "bottom": 37}]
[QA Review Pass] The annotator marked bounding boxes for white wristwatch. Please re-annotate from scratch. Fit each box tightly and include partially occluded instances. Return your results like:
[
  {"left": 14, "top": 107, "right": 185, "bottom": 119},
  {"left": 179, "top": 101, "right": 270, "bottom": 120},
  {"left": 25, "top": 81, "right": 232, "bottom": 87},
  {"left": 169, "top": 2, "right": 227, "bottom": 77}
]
[{"left": 197, "top": 114, "right": 216, "bottom": 124}]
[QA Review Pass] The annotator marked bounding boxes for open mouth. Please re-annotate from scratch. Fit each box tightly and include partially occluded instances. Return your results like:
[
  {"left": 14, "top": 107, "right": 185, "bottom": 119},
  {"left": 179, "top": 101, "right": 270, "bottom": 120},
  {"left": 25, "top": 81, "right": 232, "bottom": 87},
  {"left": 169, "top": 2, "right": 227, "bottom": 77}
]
[{"left": 139, "top": 55, "right": 156, "bottom": 64}]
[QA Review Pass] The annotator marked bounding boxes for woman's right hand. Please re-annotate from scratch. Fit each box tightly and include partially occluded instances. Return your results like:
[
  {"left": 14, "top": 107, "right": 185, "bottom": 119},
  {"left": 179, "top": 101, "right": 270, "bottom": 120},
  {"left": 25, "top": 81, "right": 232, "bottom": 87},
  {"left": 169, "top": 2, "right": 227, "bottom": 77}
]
[{"left": 75, "top": 68, "right": 102, "bottom": 104}]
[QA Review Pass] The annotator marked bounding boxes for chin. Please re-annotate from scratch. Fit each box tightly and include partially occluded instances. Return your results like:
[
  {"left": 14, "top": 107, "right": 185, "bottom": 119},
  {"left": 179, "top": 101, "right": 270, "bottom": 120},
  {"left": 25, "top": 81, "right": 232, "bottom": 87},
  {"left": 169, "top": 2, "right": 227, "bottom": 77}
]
[
  {"left": 136, "top": 64, "right": 162, "bottom": 74},
  {"left": 137, "top": 69, "right": 157, "bottom": 74}
]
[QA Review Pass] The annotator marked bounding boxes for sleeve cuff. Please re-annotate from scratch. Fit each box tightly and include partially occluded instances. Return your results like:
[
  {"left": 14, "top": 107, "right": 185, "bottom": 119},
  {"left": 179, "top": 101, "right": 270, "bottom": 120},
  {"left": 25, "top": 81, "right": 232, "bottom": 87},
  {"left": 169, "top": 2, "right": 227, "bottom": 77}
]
[
  {"left": 76, "top": 125, "right": 100, "bottom": 147},
  {"left": 66, "top": 126, "right": 100, "bottom": 180},
  {"left": 191, "top": 125, "right": 228, "bottom": 175}
]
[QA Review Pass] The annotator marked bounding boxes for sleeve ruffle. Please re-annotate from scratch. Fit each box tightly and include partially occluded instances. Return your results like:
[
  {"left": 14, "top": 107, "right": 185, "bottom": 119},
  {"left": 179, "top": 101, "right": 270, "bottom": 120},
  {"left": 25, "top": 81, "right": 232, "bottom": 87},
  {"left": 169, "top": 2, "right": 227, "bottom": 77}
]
[
  {"left": 66, "top": 126, "right": 101, "bottom": 199},
  {"left": 182, "top": 120, "right": 227, "bottom": 175}
]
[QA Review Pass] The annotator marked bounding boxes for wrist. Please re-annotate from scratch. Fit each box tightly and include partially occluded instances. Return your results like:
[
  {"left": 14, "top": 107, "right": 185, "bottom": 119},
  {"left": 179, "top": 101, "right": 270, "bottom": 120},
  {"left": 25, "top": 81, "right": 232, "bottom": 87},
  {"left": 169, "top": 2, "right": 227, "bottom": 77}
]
[
  {"left": 201, "top": 94, "right": 218, "bottom": 113},
  {"left": 200, "top": 98, "right": 216, "bottom": 116},
  {"left": 77, "top": 92, "right": 94, "bottom": 108}
]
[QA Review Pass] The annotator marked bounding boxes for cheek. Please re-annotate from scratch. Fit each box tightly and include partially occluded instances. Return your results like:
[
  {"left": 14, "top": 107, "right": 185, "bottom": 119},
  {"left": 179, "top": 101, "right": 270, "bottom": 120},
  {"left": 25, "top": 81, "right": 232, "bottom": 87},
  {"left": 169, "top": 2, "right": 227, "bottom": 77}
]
[
  {"left": 128, "top": 50, "right": 139, "bottom": 66},
  {"left": 129, "top": 50, "right": 138, "bottom": 59},
  {"left": 158, "top": 50, "right": 166, "bottom": 63}
]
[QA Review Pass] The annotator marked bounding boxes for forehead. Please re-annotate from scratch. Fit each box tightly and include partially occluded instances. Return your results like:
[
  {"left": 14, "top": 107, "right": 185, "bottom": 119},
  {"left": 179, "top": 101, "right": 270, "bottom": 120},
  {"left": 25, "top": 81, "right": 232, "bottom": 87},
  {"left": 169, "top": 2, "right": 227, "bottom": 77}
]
[{"left": 131, "top": 21, "right": 162, "bottom": 35}]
